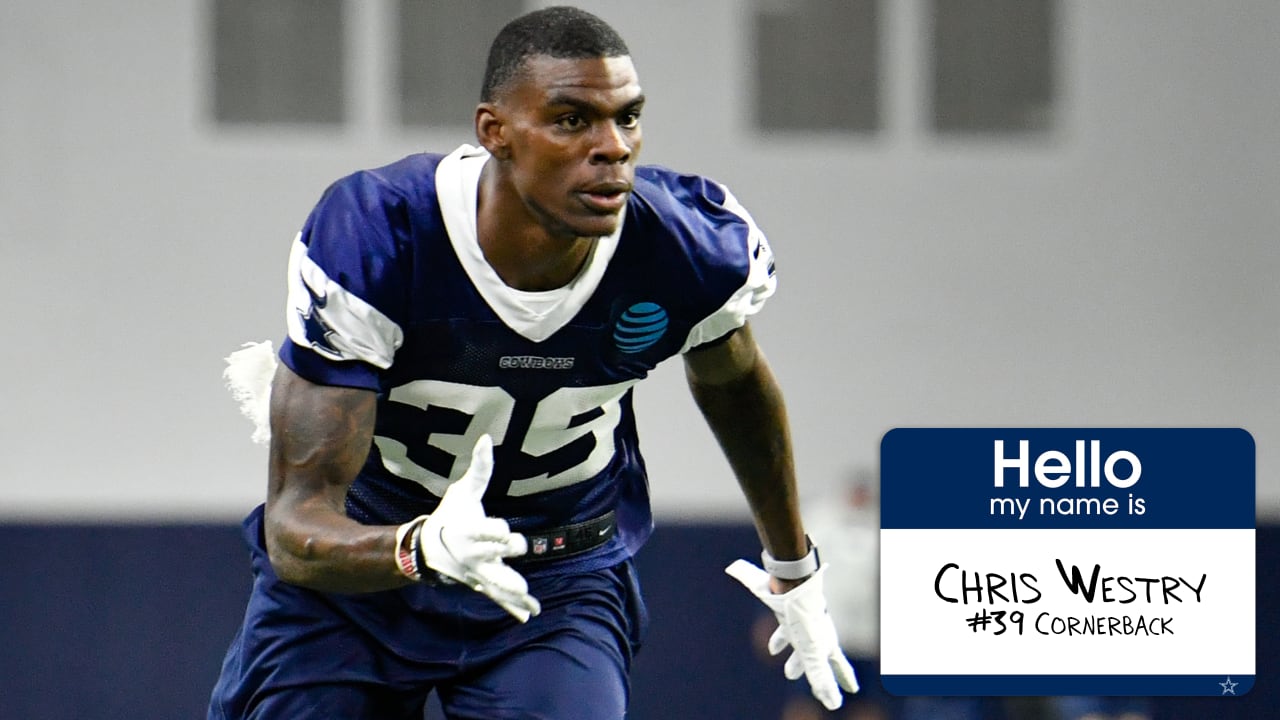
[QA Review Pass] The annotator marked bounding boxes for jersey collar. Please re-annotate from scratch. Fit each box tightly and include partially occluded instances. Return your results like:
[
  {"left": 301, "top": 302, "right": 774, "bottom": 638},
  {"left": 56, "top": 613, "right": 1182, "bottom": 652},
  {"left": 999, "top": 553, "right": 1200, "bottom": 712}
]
[{"left": 435, "top": 144, "right": 622, "bottom": 343}]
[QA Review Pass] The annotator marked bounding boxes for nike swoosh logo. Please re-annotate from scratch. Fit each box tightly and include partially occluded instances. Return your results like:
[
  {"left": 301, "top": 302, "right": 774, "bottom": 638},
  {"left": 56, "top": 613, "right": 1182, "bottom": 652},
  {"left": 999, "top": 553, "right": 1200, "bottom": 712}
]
[{"left": 597, "top": 525, "right": 612, "bottom": 536}]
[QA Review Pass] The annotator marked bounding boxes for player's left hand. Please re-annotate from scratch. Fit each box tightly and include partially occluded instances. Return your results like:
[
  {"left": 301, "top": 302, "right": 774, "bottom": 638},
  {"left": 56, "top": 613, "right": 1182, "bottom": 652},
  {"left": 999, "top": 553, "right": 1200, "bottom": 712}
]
[{"left": 726, "top": 560, "right": 859, "bottom": 710}]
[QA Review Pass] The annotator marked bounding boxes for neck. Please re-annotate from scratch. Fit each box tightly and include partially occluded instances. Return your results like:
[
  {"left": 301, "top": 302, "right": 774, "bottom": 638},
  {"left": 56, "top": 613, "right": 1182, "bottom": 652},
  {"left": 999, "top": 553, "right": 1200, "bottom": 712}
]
[{"left": 476, "top": 159, "right": 597, "bottom": 292}]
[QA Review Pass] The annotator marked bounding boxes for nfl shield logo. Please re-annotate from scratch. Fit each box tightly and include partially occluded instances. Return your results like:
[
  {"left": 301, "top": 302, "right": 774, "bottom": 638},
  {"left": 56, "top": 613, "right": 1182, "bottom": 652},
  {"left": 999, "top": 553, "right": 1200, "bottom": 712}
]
[{"left": 532, "top": 537, "right": 548, "bottom": 555}]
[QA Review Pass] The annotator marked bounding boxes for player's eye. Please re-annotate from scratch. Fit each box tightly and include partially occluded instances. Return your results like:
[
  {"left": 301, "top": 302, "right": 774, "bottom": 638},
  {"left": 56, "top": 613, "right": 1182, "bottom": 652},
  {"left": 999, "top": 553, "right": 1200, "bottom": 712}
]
[
  {"left": 556, "top": 114, "right": 587, "bottom": 131},
  {"left": 618, "top": 110, "right": 641, "bottom": 130}
]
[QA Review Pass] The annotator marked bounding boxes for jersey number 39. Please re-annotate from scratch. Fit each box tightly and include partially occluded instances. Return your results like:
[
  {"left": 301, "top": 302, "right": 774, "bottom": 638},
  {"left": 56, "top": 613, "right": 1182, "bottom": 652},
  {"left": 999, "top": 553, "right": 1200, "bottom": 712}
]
[{"left": 372, "top": 379, "right": 638, "bottom": 498}]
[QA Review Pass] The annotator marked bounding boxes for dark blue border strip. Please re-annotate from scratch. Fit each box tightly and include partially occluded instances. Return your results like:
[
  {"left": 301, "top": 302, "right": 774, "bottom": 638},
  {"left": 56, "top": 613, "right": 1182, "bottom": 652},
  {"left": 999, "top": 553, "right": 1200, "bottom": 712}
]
[
  {"left": 881, "top": 674, "right": 1254, "bottom": 697},
  {"left": 881, "top": 428, "right": 1255, "bottom": 529}
]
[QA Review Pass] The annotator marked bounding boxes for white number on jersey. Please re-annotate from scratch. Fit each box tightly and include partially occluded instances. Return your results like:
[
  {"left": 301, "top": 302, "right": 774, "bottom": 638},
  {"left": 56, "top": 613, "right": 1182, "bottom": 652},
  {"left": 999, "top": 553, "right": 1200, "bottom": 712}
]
[{"left": 372, "top": 379, "right": 638, "bottom": 497}]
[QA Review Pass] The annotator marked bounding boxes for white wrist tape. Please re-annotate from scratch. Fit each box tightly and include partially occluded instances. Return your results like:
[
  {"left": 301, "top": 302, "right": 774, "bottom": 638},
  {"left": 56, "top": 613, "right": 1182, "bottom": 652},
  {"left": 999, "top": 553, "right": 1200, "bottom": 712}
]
[{"left": 761, "top": 536, "right": 820, "bottom": 580}]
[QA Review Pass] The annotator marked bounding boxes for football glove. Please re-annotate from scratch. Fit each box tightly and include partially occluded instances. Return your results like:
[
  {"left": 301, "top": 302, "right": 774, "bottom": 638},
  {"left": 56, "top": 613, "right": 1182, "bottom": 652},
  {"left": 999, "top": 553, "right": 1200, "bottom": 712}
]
[
  {"left": 401, "top": 435, "right": 541, "bottom": 622},
  {"left": 726, "top": 559, "right": 859, "bottom": 710}
]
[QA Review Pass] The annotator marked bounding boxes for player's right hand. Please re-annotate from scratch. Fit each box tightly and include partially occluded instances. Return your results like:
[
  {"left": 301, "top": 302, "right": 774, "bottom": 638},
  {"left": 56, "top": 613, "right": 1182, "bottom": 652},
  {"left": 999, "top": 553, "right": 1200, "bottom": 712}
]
[{"left": 412, "top": 435, "right": 542, "bottom": 622}]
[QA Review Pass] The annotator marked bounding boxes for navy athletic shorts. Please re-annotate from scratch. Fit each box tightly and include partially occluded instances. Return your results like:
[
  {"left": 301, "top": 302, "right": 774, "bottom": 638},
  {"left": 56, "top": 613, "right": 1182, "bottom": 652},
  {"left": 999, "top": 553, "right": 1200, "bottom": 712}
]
[{"left": 208, "top": 505, "right": 649, "bottom": 720}]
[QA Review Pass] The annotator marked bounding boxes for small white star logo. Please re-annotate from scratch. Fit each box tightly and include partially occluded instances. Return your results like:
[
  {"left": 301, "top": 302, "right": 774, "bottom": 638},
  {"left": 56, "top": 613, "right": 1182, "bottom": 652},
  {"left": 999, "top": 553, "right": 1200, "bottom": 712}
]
[{"left": 1220, "top": 676, "right": 1238, "bottom": 695}]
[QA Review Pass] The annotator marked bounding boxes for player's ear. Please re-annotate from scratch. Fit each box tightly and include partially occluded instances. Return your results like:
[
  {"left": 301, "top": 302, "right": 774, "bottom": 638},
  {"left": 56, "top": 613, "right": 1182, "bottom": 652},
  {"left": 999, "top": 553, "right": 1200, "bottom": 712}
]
[{"left": 475, "top": 103, "right": 510, "bottom": 161}]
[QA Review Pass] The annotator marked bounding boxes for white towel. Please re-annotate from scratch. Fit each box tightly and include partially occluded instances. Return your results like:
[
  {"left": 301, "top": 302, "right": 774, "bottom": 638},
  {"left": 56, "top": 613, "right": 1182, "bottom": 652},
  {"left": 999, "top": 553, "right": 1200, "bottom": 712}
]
[{"left": 223, "top": 340, "right": 278, "bottom": 445}]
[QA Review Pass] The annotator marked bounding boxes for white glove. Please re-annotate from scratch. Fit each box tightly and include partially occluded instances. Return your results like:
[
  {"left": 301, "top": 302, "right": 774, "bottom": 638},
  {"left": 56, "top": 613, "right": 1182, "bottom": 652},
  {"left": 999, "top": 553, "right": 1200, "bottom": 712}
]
[
  {"left": 407, "top": 435, "right": 542, "bottom": 622},
  {"left": 726, "top": 560, "right": 859, "bottom": 710}
]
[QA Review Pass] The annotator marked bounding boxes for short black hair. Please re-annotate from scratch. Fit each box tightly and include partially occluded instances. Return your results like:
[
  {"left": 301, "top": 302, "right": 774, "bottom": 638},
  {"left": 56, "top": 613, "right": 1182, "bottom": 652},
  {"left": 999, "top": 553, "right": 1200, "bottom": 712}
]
[{"left": 480, "top": 6, "right": 630, "bottom": 102}]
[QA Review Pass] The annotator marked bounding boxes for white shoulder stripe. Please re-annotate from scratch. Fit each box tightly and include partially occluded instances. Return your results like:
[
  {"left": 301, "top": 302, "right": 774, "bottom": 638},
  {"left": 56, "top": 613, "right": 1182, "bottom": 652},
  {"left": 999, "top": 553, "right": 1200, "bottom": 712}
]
[
  {"left": 681, "top": 184, "right": 778, "bottom": 353},
  {"left": 285, "top": 235, "right": 404, "bottom": 369}
]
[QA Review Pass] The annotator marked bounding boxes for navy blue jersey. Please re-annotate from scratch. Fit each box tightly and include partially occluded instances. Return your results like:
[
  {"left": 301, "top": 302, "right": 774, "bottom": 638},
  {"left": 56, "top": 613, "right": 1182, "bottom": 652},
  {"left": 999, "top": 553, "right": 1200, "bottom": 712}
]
[{"left": 279, "top": 145, "right": 776, "bottom": 575}]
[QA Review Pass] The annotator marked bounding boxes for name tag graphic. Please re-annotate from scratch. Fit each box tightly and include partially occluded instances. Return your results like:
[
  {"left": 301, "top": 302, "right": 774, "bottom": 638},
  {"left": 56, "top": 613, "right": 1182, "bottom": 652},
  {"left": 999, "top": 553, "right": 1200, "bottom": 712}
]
[{"left": 879, "top": 428, "right": 1255, "bottom": 696}]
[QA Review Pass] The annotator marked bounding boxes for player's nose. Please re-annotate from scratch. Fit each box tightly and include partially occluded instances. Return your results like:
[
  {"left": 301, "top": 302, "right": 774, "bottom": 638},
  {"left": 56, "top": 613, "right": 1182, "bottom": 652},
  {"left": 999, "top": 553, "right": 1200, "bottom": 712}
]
[{"left": 589, "top": 121, "right": 632, "bottom": 165}]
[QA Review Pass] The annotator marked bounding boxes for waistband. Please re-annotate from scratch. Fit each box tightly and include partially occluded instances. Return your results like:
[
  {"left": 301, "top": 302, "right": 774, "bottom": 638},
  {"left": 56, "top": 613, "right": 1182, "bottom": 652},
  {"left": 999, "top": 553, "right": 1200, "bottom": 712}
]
[{"left": 510, "top": 510, "right": 617, "bottom": 567}]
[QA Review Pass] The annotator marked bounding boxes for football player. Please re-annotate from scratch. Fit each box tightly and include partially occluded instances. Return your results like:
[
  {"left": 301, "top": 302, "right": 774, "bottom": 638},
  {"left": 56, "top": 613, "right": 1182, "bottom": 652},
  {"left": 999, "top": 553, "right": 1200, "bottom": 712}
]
[{"left": 209, "top": 6, "right": 857, "bottom": 718}]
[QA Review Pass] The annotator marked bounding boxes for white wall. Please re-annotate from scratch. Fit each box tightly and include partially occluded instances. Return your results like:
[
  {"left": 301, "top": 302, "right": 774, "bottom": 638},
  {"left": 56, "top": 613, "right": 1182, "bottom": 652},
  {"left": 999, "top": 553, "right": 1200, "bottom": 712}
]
[{"left": 2, "top": 0, "right": 1276, "bottom": 520}]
